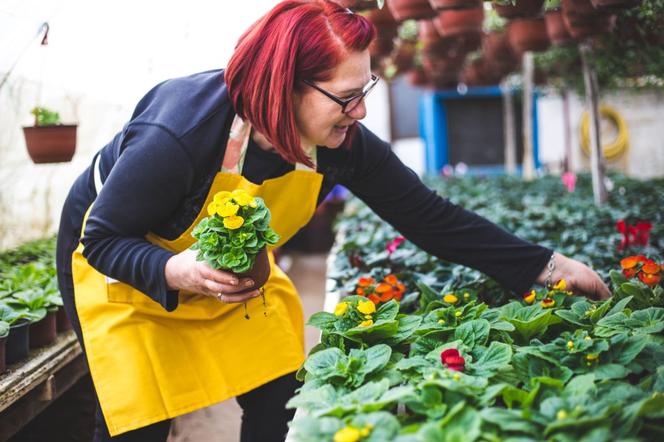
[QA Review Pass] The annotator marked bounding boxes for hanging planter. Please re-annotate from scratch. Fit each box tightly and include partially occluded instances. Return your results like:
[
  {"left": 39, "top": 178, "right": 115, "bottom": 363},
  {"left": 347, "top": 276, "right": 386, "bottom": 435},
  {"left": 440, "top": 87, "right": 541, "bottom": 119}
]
[
  {"left": 483, "top": 31, "right": 521, "bottom": 75},
  {"left": 336, "top": 0, "right": 381, "bottom": 10},
  {"left": 507, "top": 17, "right": 551, "bottom": 54},
  {"left": 562, "top": 0, "right": 615, "bottom": 39},
  {"left": 545, "top": 9, "right": 574, "bottom": 45},
  {"left": 387, "top": 0, "right": 437, "bottom": 22},
  {"left": 23, "top": 107, "right": 77, "bottom": 164},
  {"left": 433, "top": 7, "right": 484, "bottom": 38},
  {"left": 588, "top": 0, "right": 642, "bottom": 11},
  {"left": 492, "top": 0, "right": 545, "bottom": 18},
  {"left": 429, "top": 0, "right": 482, "bottom": 10}
]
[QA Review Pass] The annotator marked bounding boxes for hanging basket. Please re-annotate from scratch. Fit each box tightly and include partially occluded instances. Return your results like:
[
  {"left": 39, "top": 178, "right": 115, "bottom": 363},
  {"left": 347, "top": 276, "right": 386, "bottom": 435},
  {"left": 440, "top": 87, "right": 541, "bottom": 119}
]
[{"left": 23, "top": 124, "right": 77, "bottom": 164}]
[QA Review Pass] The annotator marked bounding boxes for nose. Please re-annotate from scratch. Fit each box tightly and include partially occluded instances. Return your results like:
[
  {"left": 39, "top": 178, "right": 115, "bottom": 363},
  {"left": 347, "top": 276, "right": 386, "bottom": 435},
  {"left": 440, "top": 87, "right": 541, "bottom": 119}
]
[{"left": 346, "top": 97, "right": 367, "bottom": 120}]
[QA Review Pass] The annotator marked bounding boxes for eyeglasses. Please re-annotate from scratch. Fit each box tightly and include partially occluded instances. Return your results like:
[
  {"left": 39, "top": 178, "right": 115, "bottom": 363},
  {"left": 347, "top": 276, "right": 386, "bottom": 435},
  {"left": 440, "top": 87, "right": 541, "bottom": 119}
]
[{"left": 302, "top": 74, "right": 379, "bottom": 114}]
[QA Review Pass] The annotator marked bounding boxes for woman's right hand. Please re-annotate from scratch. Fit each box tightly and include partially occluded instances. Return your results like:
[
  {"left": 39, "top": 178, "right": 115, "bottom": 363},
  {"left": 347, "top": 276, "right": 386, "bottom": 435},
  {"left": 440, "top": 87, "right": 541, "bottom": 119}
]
[{"left": 164, "top": 249, "right": 260, "bottom": 303}]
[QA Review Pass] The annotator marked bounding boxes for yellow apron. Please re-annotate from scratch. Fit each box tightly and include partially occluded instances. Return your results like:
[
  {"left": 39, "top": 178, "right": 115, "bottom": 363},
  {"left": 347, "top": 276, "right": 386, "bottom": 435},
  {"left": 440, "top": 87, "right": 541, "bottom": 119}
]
[{"left": 71, "top": 115, "right": 323, "bottom": 435}]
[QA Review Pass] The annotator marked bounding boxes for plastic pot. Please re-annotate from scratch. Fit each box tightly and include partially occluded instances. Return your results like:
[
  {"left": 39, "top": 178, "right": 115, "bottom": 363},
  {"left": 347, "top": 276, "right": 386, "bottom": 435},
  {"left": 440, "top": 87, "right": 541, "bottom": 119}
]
[
  {"left": 29, "top": 310, "right": 58, "bottom": 348},
  {"left": 22, "top": 125, "right": 77, "bottom": 164},
  {"left": 234, "top": 248, "right": 271, "bottom": 294},
  {"left": 6, "top": 321, "right": 30, "bottom": 365},
  {"left": 57, "top": 306, "right": 73, "bottom": 332}
]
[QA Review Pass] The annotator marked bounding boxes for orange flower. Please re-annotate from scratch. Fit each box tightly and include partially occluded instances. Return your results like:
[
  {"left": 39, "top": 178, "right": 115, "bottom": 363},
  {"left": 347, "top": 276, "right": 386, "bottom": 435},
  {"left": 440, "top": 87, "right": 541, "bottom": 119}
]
[
  {"left": 392, "top": 291, "right": 403, "bottom": 301},
  {"left": 384, "top": 274, "right": 398, "bottom": 285},
  {"left": 396, "top": 283, "right": 406, "bottom": 293},
  {"left": 356, "top": 287, "right": 366, "bottom": 296},
  {"left": 376, "top": 283, "right": 392, "bottom": 294},
  {"left": 638, "top": 272, "right": 661, "bottom": 286},
  {"left": 368, "top": 294, "right": 381, "bottom": 304},
  {"left": 642, "top": 260, "right": 660, "bottom": 275},
  {"left": 358, "top": 277, "right": 376, "bottom": 287},
  {"left": 379, "top": 291, "right": 394, "bottom": 302},
  {"left": 620, "top": 255, "right": 647, "bottom": 269}
]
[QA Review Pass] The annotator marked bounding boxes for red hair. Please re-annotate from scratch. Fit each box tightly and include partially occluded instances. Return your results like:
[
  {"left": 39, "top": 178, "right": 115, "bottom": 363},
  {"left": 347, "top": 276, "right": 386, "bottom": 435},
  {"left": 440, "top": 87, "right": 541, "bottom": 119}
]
[{"left": 225, "top": 0, "right": 375, "bottom": 167}]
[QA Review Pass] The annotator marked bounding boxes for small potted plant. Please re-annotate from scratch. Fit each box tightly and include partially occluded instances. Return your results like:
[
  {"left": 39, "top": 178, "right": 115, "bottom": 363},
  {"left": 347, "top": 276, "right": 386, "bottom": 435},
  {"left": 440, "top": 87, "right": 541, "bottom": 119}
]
[
  {"left": 192, "top": 190, "right": 280, "bottom": 316},
  {"left": 23, "top": 107, "right": 77, "bottom": 164}
]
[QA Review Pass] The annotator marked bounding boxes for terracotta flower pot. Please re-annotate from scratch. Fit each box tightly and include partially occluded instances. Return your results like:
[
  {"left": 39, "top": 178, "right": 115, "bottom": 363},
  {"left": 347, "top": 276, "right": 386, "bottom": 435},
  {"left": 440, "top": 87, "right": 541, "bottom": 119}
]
[
  {"left": 23, "top": 125, "right": 77, "bottom": 164},
  {"left": 507, "top": 17, "right": 550, "bottom": 54},
  {"left": 234, "top": 248, "right": 271, "bottom": 294},
  {"left": 6, "top": 321, "right": 30, "bottom": 365},
  {"left": 588, "top": 0, "right": 642, "bottom": 10},
  {"left": 433, "top": 7, "right": 484, "bottom": 38},
  {"left": 336, "top": 0, "right": 379, "bottom": 10},
  {"left": 418, "top": 19, "right": 441, "bottom": 42},
  {"left": 561, "top": 0, "right": 615, "bottom": 40},
  {"left": 492, "top": 0, "right": 545, "bottom": 19},
  {"left": 29, "top": 310, "right": 58, "bottom": 348},
  {"left": 387, "top": 0, "right": 436, "bottom": 22},
  {"left": 429, "top": 0, "right": 482, "bottom": 10},
  {"left": 483, "top": 31, "right": 520, "bottom": 75},
  {"left": 366, "top": 5, "right": 398, "bottom": 27},
  {"left": 545, "top": 9, "right": 574, "bottom": 45}
]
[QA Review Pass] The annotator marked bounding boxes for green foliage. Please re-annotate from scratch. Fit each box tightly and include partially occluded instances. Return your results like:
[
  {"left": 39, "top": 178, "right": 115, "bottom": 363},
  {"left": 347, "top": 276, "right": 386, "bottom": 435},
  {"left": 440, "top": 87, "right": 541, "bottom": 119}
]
[
  {"left": 191, "top": 195, "right": 279, "bottom": 273},
  {"left": 30, "top": 107, "right": 61, "bottom": 126}
]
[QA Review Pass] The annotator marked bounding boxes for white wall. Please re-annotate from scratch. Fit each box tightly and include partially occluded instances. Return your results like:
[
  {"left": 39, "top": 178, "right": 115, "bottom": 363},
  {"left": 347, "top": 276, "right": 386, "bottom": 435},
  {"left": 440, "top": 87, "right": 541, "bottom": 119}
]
[{"left": 537, "top": 89, "right": 664, "bottom": 178}]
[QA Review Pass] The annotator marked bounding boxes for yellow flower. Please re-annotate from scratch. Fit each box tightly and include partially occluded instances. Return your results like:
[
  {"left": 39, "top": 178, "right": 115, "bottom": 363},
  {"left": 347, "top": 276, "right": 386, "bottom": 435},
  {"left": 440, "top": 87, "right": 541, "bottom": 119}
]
[
  {"left": 359, "top": 424, "right": 373, "bottom": 437},
  {"left": 437, "top": 319, "right": 445, "bottom": 325},
  {"left": 334, "top": 426, "right": 361, "bottom": 442},
  {"left": 217, "top": 200, "right": 239, "bottom": 217},
  {"left": 556, "top": 409, "right": 568, "bottom": 420},
  {"left": 357, "top": 299, "right": 376, "bottom": 315},
  {"left": 553, "top": 279, "right": 567, "bottom": 291},
  {"left": 584, "top": 336, "right": 592, "bottom": 341},
  {"left": 523, "top": 290, "right": 536, "bottom": 304},
  {"left": 213, "top": 191, "right": 232, "bottom": 204},
  {"left": 463, "top": 292, "right": 470, "bottom": 300},
  {"left": 223, "top": 215, "right": 244, "bottom": 230},
  {"left": 443, "top": 294, "right": 458, "bottom": 304},
  {"left": 541, "top": 298, "right": 555, "bottom": 308},
  {"left": 567, "top": 341, "right": 574, "bottom": 350},
  {"left": 231, "top": 189, "right": 256, "bottom": 207},
  {"left": 206, "top": 202, "right": 217, "bottom": 216},
  {"left": 455, "top": 311, "right": 462, "bottom": 317},
  {"left": 334, "top": 302, "right": 348, "bottom": 317},
  {"left": 586, "top": 353, "right": 599, "bottom": 361},
  {"left": 359, "top": 319, "right": 374, "bottom": 327},
  {"left": 452, "top": 373, "right": 461, "bottom": 381}
]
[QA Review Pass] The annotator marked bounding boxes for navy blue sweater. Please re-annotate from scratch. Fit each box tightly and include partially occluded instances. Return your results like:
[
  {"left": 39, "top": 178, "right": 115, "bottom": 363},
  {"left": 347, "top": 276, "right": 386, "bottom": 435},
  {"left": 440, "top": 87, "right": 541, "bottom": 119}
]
[{"left": 59, "top": 69, "right": 551, "bottom": 311}]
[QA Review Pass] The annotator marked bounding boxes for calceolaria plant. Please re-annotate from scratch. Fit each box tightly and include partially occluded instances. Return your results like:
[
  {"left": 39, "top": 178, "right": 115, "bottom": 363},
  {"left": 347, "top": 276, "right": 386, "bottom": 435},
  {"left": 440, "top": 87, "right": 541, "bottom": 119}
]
[{"left": 191, "top": 189, "right": 279, "bottom": 273}]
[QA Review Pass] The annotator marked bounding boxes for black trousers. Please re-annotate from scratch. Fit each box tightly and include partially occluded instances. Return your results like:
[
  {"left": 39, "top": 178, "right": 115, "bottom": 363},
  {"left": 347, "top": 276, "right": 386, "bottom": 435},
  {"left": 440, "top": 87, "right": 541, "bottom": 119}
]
[
  {"left": 91, "top": 371, "right": 300, "bottom": 441},
  {"left": 56, "top": 208, "right": 301, "bottom": 442}
]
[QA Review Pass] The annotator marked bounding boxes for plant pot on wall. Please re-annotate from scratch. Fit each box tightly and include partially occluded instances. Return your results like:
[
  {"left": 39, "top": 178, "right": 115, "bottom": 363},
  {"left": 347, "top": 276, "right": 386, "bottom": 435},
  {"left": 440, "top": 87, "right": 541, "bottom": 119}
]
[
  {"left": 507, "top": 17, "right": 551, "bottom": 54},
  {"left": 561, "top": 0, "right": 616, "bottom": 40},
  {"left": 429, "top": 0, "right": 482, "bottom": 10},
  {"left": 388, "top": 0, "right": 437, "bottom": 21},
  {"left": 433, "top": 7, "right": 484, "bottom": 38},
  {"left": 492, "top": 0, "right": 545, "bottom": 18},
  {"left": 545, "top": 9, "right": 574, "bottom": 45}
]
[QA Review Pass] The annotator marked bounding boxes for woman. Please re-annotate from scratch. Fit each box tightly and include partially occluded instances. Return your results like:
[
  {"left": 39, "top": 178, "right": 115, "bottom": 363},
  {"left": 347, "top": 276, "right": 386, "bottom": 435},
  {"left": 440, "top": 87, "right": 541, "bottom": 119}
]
[{"left": 56, "top": 1, "right": 611, "bottom": 441}]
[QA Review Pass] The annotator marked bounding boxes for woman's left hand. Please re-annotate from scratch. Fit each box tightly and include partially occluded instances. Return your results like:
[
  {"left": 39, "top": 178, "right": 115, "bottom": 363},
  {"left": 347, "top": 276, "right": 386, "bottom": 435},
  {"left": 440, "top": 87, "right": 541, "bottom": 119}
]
[{"left": 536, "top": 252, "right": 612, "bottom": 301}]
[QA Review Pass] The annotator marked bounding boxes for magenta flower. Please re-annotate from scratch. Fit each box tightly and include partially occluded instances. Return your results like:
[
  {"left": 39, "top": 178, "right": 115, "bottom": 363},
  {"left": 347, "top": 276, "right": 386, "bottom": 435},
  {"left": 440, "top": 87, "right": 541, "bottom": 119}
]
[{"left": 386, "top": 235, "right": 405, "bottom": 255}]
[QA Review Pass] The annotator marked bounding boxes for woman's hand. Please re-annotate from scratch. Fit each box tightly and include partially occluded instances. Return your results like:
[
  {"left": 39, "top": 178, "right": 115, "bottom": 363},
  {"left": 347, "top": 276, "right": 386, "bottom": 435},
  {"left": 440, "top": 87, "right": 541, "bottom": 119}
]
[
  {"left": 536, "top": 252, "right": 611, "bottom": 300},
  {"left": 164, "top": 249, "right": 260, "bottom": 303}
]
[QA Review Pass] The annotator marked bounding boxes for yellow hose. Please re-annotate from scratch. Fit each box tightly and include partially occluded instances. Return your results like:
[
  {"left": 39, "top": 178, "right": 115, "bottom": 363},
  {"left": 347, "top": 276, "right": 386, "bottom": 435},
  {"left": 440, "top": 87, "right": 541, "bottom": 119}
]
[{"left": 580, "top": 104, "right": 628, "bottom": 160}]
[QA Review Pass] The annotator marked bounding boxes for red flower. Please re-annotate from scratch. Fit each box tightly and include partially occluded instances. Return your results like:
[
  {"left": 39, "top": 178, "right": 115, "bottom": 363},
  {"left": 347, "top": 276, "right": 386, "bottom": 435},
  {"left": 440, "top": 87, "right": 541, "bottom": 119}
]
[
  {"left": 358, "top": 277, "right": 376, "bottom": 287},
  {"left": 620, "top": 255, "right": 646, "bottom": 270},
  {"left": 356, "top": 287, "right": 366, "bottom": 296},
  {"left": 440, "top": 348, "right": 465, "bottom": 371},
  {"left": 386, "top": 236, "right": 405, "bottom": 255},
  {"left": 368, "top": 294, "right": 381, "bottom": 304},
  {"left": 623, "top": 268, "right": 638, "bottom": 278},
  {"left": 634, "top": 222, "right": 652, "bottom": 247},
  {"left": 638, "top": 272, "right": 661, "bottom": 286},
  {"left": 642, "top": 260, "right": 660, "bottom": 275},
  {"left": 617, "top": 220, "right": 653, "bottom": 251}
]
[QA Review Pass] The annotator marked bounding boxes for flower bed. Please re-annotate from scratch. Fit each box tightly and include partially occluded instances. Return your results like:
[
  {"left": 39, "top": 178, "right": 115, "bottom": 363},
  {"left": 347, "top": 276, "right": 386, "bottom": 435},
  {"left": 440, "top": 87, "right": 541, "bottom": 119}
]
[{"left": 287, "top": 174, "right": 664, "bottom": 441}]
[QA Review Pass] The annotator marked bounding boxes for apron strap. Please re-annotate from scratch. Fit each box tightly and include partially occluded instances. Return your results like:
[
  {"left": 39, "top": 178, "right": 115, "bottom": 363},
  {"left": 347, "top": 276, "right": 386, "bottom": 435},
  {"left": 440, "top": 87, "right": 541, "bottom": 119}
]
[{"left": 221, "top": 115, "right": 317, "bottom": 174}]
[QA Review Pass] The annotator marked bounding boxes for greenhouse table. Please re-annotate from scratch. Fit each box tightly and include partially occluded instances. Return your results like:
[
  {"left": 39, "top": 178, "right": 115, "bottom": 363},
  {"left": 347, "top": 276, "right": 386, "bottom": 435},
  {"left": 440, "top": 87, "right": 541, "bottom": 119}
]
[{"left": 0, "top": 332, "right": 86, "bottom": 441}]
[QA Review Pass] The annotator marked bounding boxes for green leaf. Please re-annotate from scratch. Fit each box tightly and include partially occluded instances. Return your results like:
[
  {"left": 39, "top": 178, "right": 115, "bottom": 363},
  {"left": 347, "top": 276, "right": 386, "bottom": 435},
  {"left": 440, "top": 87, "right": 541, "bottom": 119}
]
[
  {"left": 375, "top": 299, "right": 399, "bottom": 321},
  {"left": 362, "top": 344, "right": 392, "bottom": 375},
  {"left": 472, "top": 341, "right": 513, "bottom": 377},
  {"left": 454, "top": 319, "right": 490, "bottom": 349},
  {"left": 304, "top": 347, "right": 343, "bottom": 377},
  {"left": 307, "top": 312, "right": 338, "bottom": 330}
]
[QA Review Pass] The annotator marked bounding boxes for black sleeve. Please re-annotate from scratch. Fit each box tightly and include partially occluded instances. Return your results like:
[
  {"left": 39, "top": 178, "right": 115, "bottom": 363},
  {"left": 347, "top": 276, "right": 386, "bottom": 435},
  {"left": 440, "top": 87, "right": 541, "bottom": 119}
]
[
  {"left": 81, "top": 123, "right": 195, "bottom": 311},
  {"left": 341, "top": 126, "right": 552, "bottom": 295}
]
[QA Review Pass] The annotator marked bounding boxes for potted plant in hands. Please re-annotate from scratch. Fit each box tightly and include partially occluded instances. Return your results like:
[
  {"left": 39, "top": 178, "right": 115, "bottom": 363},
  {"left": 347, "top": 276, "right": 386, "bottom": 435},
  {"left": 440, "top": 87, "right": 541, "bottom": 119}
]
[
  {"left": 23, "top": 107, "right": 77, "bottom": 164},
  {"left": 192, "top": 189, "right": 280, "bottom": 317}
]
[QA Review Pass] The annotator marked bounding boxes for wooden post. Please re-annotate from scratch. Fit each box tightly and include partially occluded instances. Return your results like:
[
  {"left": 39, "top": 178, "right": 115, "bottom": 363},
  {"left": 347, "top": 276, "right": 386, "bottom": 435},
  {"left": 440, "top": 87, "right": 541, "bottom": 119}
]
[
  {"left": 579, "top": 42, "right": 608, "bottom": 206},
  {"left": 501, "top": 80, "right": 517, "bottom": 175},
  {"left": 522, "top": 51, "right": 535, "bottom": 181}
]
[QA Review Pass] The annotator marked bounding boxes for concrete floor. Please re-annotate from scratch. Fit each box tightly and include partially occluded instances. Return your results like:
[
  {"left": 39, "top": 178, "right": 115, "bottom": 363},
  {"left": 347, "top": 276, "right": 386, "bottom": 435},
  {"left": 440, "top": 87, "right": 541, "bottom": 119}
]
[{"left": 167, "top": 252, "right": 327, "bottom": 442}]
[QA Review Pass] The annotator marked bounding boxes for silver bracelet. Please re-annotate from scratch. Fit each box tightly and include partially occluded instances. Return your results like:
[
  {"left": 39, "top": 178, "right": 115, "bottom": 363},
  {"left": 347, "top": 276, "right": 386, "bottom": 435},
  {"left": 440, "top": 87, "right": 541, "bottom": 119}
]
[{"left": 544, "top": 253, "right": 555, "bottom": 289}]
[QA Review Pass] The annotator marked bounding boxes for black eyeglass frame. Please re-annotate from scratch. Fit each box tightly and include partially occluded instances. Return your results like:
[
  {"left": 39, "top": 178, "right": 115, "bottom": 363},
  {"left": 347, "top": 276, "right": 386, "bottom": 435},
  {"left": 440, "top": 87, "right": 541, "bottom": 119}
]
[{"left": 302, "top": 74, "right": 379, "bottom": 114}]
